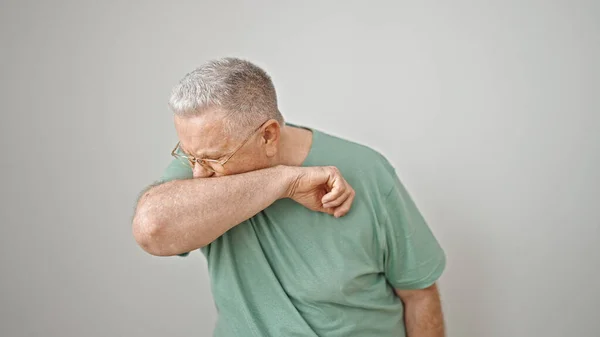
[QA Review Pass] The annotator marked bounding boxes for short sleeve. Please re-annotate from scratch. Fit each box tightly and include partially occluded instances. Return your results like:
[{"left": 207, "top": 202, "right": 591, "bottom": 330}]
[
  {"left": 381, "top": 172, "right": 446, "bottom": 290},
  {"left": 158, "top": 158, "right": 193, "bottom": 183},
  {"left": 158, "top": 158, "right": 194, "bottom": 256}
]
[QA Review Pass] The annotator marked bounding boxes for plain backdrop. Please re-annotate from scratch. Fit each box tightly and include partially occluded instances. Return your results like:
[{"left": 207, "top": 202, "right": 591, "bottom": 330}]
[{"left": 1, "top": 1, "right": 599, "bottom": 336}]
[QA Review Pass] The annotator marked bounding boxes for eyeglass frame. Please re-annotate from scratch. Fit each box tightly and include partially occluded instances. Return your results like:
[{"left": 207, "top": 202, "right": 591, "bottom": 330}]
[{"left": 171, "top": 120, "right": 270, "bottom": 173}]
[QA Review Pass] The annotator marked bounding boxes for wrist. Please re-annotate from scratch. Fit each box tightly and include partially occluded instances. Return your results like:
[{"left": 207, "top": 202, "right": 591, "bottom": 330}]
[{"left": 274, "top": 165, "right": 300, "bottom": 199}]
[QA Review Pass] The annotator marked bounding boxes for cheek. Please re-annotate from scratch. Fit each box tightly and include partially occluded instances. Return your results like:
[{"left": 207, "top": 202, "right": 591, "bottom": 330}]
[
  {"left": 236, "top": 159, "right": 261, "bottom": 172},
  {"left": 227, "top": 156, "right": 267, "bottom": 174}
]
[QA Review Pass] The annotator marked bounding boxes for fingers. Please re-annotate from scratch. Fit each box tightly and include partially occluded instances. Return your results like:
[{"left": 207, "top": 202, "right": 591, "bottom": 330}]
[
  {"left": 321, "top": 167, "right": 344, "bottom": 205},
  {"left": 320, "top": 167, "right": 355, "bottom": 217},
  {"left": 333, "top": 189, "right": 355, "bottom": 218},
  {"left": 323, "top": 187, "right": 350, "bottom": 208}
]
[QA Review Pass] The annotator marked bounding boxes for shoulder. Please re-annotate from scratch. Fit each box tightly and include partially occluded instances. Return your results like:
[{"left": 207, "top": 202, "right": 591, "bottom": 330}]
[
  {"left": 314, "top": 127, "right": 395, "bottom": 168},
  {"left": 159, "top": 158, "right": 193, "bottom": 183},
  {"left": 313, "top": 128, "right": 398, "bottom": 194}
]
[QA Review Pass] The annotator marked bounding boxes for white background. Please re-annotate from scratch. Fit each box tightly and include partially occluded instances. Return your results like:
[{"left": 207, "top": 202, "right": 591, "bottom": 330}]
[{"left": 1, "top": 1, "right": 599, "bottom": 336}]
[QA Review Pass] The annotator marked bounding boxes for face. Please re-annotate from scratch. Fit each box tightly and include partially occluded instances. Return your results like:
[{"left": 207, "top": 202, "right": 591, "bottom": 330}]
[{"left": 173, "top": 108, "right": 281, "bottom": 178}]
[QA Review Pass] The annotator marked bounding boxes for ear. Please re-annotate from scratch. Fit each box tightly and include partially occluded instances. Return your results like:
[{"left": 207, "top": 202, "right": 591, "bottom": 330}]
[{"left": 261, "top": 119, "right": 281, "bottom": 157}]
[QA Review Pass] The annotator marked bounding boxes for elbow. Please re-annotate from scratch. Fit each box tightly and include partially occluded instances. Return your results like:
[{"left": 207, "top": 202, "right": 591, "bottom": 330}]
[
  {"left": 132, "top": 188, "right": 178, "bottom": 256},
  {"left": 132, "top": 188, "right": 212, "bottom": 255},
  {"left": 132, "top": 206, "right": 210, "bottom": 256},
  {"left": 132, "top": 202, "right": 179, "bottom": 256},
  {"left": 132, "top": 212, "right": 166, "bottom": 256}
]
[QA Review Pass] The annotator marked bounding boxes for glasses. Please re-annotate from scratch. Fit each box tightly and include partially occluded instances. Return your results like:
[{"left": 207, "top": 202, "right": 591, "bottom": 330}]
[{"left": 171, "top": 121, "right": 268, "bottom": 173}]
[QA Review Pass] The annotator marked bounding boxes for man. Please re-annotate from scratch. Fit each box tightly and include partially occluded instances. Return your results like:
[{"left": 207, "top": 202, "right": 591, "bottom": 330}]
[{"left": 133, "top": 57, "right": 446, "bottom": 337}]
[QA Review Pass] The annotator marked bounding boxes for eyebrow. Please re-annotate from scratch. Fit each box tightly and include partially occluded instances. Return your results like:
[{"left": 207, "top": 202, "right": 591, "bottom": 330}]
[
  {"left": 200, "top": 151, "right": 225, "bottom": 160},
  {"left": 180, "top": 144, "right": 224, "bottom": 159}
]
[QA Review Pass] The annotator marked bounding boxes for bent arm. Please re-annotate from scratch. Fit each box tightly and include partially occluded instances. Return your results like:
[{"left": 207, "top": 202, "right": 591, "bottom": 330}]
[{"left": 132, "top": 165, "right": 293, "bottom": 256}]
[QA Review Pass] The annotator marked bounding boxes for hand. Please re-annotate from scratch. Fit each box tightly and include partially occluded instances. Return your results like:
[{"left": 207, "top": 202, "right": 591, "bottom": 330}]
[{"left": 284, "top": 166, "right": 355, "bottom": 218}]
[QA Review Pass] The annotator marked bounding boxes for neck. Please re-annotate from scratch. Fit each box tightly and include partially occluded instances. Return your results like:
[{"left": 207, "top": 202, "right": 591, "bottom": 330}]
[{"left": 277, "top": 124, "right": 313, "bottom": 167}]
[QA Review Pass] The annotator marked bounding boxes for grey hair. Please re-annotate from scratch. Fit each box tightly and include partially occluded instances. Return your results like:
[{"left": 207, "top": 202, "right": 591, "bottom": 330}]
[{"left": 168, "top": 57, "right": 284, "bottom": 134}]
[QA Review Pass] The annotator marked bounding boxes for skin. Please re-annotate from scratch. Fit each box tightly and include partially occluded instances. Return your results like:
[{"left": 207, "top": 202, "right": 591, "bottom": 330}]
[
  {"left": 396, "top": 284, "right": 445, "bottom": 337},
  {"left": 132, "top": 108, "right": 355, "bottom": 254},
  {"left": 132, "top": 108, "right": 444, "bottom": 336}
]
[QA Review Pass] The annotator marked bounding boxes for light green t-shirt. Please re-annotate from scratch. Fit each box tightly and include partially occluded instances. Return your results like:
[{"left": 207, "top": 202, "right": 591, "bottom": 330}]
[{"left": 158, "top": 124, "right": 446, "bottom": 337}]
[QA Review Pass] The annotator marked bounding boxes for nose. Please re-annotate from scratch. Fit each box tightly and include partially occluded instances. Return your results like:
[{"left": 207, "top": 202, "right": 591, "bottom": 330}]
[{"left": 192, "top": 162, "right": 215, "bottom": 178}]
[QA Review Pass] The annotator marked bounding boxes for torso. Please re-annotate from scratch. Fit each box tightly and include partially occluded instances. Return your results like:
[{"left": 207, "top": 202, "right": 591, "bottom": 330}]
[{"left": 202, "top": 125, "right": 407, "bottom": 337}]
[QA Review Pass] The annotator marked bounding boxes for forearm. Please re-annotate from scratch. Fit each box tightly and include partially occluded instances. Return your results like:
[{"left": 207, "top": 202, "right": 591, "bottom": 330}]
[
  {"left": 133, "top": 165, "right": 293, "bottom": 255},
  {"left": 398, "top": 285, "right": 445, "bottom": 337}
]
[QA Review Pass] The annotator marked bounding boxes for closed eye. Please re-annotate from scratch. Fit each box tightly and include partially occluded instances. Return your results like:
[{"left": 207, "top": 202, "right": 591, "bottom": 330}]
[{"left": 204, "top": 156, "right": 226, "bottom": 163}]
